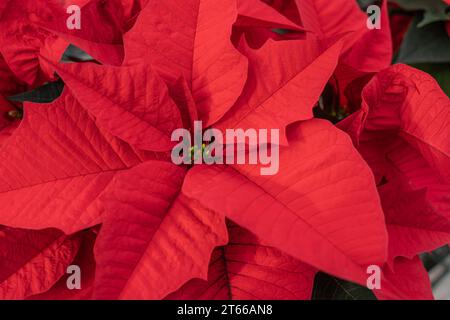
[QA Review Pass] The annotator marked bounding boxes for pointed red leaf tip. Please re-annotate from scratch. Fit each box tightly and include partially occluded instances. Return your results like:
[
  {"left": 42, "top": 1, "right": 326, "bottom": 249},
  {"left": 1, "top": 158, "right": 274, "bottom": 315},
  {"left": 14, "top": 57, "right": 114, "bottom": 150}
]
[
  {"left": 341, "top": 0, "right": 392, "bottom": 73},
  {"left": 376, "top": 256, "right": 434, "bottom": 300},
  {"left": 48, "top": 0, "right": 125, "bottom": 44},
  {"left": 236, "top": 0, "right": 305, "bottom": 33},
  {"left": 52, "top": 61, "right": 182, "bottom": 152},
  {"left": 0, "top": 0, "right": 137, "bottom": 85},
  {"left": 182, "top": 119, "right": 388, "bottom": 286},
  {"left": 233, "top": 0, "right": 307, "bottom": 47},
  {"left": 339, "top": 64, "right": 450, "bottom": 183},
  {"left": 28, "top": 230, "right": 97, "bottom": 300},
  {"left": 293, "top": 0, "right": 367, "bottom": 49},
  {"left": 123, "top": 0, "right": 248, "bottom": 127},
  {"left": 94, "top": 193, "right": 228, "bottom": 300},
  {"left": 0, "top": 88, "right": 172, "bottom": 233},
  {"left": 0, "top": 227, "right": 83, "bottom": 299},
  {"left": 335, "top": 0, "right": 393, "bottom": 106},
  {"left": 166, "top": 221, "right": 316, "bottom": 300},
  {"left": 338, "top": 64, "right": 450, "bottom": 272},
  {"left": 380, "top": 165, "right": 450, "bottom": 265},
  {"left": 0, "top": 0, "right": 65, "bottom": 85},
  {"left": 216, "top": 38, "right": 342, "bottom": 145},
  {"left": 39, "top": 0, "right": 138, "bottom": 66}
]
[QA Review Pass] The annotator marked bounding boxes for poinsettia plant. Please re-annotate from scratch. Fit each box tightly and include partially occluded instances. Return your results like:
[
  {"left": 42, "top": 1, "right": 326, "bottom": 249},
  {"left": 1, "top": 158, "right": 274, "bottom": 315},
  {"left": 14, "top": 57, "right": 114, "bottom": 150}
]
[{"left": 0, "top": 0, "right": 449, "bottom": 300}]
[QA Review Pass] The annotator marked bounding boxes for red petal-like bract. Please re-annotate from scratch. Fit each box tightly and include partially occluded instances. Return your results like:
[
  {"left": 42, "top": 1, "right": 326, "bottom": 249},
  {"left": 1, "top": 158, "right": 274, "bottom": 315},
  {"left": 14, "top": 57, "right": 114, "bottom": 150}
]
[
  {"left": 94, "top": 193, "right": 228, "bottom": 299},
  {"left": 0, "top": 0, "right": 62, "bottom": 85},
  {"left": 216, "top": 39, "right": 342, "bottom": 145},
  {"left": 0, "top": 89, "right": 161, "bottom": 232},
  {"left": 377, "top": 256, "right": 434, "bottom": 300},
  {"left": 0, "top": 227, "right": 82, "bottom": 299},
  {"left": 93, "top": 167, "right": 229, "bottom": 299},
  {"left": 167, "top": 222, "right": 316, "bottom": 300},
  {"left": 51, "top": 61, "right": 183, "bottom": 152},
  {"left": 182, "top": 120, "right": 387, "bottom": 286},
  {"left": 339, "top": 64, "right": 450, "bottom": 298},
  {"left": 236, "top": 0, "right": 304, "bottom": 33},
  {"left": 0, "top": 0, "right": 448, "bottom": 301},
  {"left": 28, "top": 230, "right": 97, "bottom": 300},
  {"left": 381, "top": 172, "right": 450, "bottom": 263},
  {"left": 124, "top": 0, "right": 248, "bottom": 126},
  {"left": 0, "top": 53, "right": 25, "bottom": 129},
  {"left": 361, "top": 65, "right": 449, "bottom": 182}
]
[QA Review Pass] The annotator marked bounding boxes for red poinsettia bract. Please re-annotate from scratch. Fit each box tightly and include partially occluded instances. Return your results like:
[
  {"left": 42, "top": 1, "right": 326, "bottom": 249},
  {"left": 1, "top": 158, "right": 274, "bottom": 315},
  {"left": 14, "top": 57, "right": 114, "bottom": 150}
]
[{"left": 0, "top": 0, "right": 448, "bottom": 300}]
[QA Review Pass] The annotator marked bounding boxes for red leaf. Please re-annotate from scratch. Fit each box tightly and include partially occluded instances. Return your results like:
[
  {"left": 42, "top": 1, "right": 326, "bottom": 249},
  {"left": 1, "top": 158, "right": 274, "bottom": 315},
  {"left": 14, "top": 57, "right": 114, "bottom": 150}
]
[
  {"left": 339, "top": 64, "right": 450, "bottom": 183},
  {"left": 376, "top": 256, "right": 434, "bottom": 300},
  {"left": 0, "top": 227, "right": 82, "bottom": 299},
  {"left": 167, "top": 222, "right": 316, "bottom": 300},
  {"left": 295, "top": 0, "right": 392, "bottom": 106},
  {"left": 294, "top": 0, "right": 367, "bottom": 50},
  {"left": 0, "top": 53, "right": 26, "bottom": 98},
  {"left": 379, "top": 141, "right": 450, "bottom": 262},
  {"left": 94, "top": 193, "right": 228, "bottom": 299},
  {"left": 0, "top": 89, "right": 163, "bottom": 232},
  {"left": 233, "top": 0, "right": 306, "bottom": 47},
  {"left": 52, "top": 61, "right": 182, "bottom": 152},
  {"left": 123, "top": 0, "right": 248, "bottom": 126},
  {"left": 262, "top": 0, "right": 302, "bottom": 26},
  {"left": 341, "top": 0, "right": 392, "bottom": 73},
  {"left": 236, "top": 0, "right": 304, "bottom": 32},
  {"left": 40, "top": 0, "right": 134, "bottom": 65},
  {"left": 0, "top": 0, "right": 67, "bottom": 85},
  {"left": 0, "top": 53, "right": 26, "bottom": 129},
  {"left": 28, "top": 229, "right": 97, "bottom": 300},
  {"left": 182, "top": 119, "right": 387, "bottom": 286},
  {"left": 338, "top": 64, "right": 450, "bottom": 264},
  {"left": 168, "top": 76, "right": 199, "bottom": 132},
  {"left": 216, "top": 39, "right": 342, "bottom": 145}
]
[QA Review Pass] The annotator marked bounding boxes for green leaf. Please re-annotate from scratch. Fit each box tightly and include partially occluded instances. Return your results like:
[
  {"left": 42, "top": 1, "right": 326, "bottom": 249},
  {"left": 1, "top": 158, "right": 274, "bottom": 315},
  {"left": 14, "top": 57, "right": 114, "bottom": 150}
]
[
  {"left": 411, "top": 63, "right": 450, "bottom": 97},
  {"left": 61, "top": 45, "right": 95, "bottom": 63},
  {"left": 357, "top": 0, "right": 378, "bottom": 10},
  {"left": 312, "top": 272, "right": 377, "bottom": 300},
  {"left": 396, "top": 17, "right": 450, "bottom": 64},
  {"left": 8, "top": 80, "right": 64, "bottom": 103},
  {"left": 392, "top": 0, "right": 449, "bottom": 27}
]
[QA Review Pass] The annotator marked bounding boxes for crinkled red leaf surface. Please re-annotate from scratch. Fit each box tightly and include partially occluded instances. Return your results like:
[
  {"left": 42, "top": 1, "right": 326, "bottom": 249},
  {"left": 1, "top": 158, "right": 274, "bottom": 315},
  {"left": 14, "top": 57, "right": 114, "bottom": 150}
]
[
  {"left": 293, "top": 0, "right": 367, "bottom": 50},
  {"left": 236, "top": 0, "right": 304, "bottom": 33},
  {"left": 124, "top": 0, "right": 248, "bottom": 127},
  {"left": 377, "top": 256, "right": 434, "bottom": 300},
  {"left": 380, "top": 170, "right": 450, "bottom": 263},
  {"left": 0, "top": 0, "right": 449, "bottom": 301},
  {"left": 182, "top": 120, "right": 388, "bottom": 286},
  {"left": 51, "top": 61, "right": 182, "bottom": 152},
  {"left": 0, "top": 227, "right": 82, "bottom": 299},
  {"left": 94, "top": 193, "right": 228, "bottom": 299},
  {"left": 0, "top": 89, "right": 163, "bottom": 232},
  {"left": 339, "top": 63, "right": 450, "bottom": 298},
  {"left": 28, "top": 229, "right": 97, "bottom": 300},
  {"left": 339, "top": 64, "right": 450, "bottom": 184},
  {"left": 166, "top": 222, "right": 317, "bottom": 300},
  {"left": 216, "top": 39, "right": 342, "bottom": 145}
]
